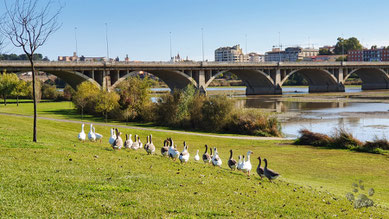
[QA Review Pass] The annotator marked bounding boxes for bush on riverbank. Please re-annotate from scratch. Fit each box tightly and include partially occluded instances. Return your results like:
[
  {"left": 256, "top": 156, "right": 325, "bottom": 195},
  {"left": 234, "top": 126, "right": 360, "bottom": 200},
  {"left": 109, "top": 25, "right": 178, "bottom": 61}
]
[
  {"left": 295, "top": 129, "right": 388, "bottom": 154},
  {"left": 224, "top": 109, "right": 281, "bottom": 137}
]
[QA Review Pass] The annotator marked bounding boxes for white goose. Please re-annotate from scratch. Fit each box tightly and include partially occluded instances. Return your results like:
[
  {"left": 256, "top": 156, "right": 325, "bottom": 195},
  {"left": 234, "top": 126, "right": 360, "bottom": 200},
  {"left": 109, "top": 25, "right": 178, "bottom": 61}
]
[
  {"left": 237, "top": 155, "right": 244, "bottom": 171},
  {"left": 194, "top": 150, "right": 200, "bottom": 161},
  {"left": 168, "top": 139, "right": 179, "bottom": 161},
  {"left": 211, "top": 147, "right": 222, "bottom": 167},
  {"left": 138, "top": 136, "right": 143, "bottom": 149},
  {"left": 179, "top": 142, "right": 190, "bottom": 163},
  {"left": 78, "top": 124, "right": 86, "bottom": 141},
  {"left": 131, "top": 134, "right": 140, "bottom": 150},
  {"left": 93, "top": 127, "right": 103, "bottom": 142},
  {"left": 241, "top": 151, "right": 253, "bottom": 176},
  {"left": 108, "top": 128, "right": 116, "bottom": 145},
  {"left": 124, "top": 134, "right": 133, "bottom": 149},
  {"left": 88, "top": 124, "right": 96, "bottom": 142}
]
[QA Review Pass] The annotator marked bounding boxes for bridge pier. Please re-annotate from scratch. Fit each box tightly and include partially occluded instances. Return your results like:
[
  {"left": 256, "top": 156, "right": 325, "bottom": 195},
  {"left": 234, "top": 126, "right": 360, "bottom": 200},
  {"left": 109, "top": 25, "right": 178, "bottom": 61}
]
[
  {"left": 246, "top": 86, "right": 282, "bottom": 95},
  {"left": 362, "top": 83, "right": 389, "bottom": 90}
]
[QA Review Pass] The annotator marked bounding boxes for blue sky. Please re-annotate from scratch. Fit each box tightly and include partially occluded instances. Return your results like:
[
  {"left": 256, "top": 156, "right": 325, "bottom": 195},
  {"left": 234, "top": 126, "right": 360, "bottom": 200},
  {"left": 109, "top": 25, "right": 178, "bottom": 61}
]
[{"left": 1, "top": 0, "right": 389, "bottom": 61}]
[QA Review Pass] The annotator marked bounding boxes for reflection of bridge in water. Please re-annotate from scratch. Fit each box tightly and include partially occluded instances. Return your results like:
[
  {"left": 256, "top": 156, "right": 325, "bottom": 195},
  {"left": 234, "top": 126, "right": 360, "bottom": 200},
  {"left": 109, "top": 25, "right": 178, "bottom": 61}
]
[
  {"left": 1, "top": 61, "right": 389, "bottom": 95},
  {"left": 236, "top": 98, "right": 347, "bottom": 113}
]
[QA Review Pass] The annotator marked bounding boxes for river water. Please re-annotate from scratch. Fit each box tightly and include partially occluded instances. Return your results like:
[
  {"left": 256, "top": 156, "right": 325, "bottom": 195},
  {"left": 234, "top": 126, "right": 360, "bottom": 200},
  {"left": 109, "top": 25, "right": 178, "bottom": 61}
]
[{"left": 151, "top": 86, "right": 389, "bottom": 141}]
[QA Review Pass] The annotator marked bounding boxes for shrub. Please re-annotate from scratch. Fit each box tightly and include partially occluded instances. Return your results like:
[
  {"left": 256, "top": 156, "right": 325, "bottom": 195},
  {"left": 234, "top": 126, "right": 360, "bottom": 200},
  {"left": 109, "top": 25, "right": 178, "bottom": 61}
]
[
  {"left": 295, "top": 129, "right": 332, "bottom": 146},
  {"left": 63, "top": 84, "right": 75, "bottom": 101},
  {"left": 27, "top": 80, "right": 42, "bottom": 103},
  {"left": 41, "top": 84, "right": 59, "bottom": 100},
  {"left": 200, "top": 95, "right": 233, "bottom": 131},
  {"left": 225, "top": 110, "right": 282, "bottom": 137},
  {"left": 362, "top": 138, "right": 389, "bottom": 152},
  {"left": 155, "top": 90, "right": 181, "bottom": 126},
  {"left": 330, "top": 128, "right": 363, "bottom": 149}
]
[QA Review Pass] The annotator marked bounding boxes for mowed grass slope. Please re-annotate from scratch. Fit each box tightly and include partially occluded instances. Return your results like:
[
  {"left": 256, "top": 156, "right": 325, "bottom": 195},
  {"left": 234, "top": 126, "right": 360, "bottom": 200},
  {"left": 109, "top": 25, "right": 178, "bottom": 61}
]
[{"left": 0, "top": 114, "right": 388, "bottom": 217}]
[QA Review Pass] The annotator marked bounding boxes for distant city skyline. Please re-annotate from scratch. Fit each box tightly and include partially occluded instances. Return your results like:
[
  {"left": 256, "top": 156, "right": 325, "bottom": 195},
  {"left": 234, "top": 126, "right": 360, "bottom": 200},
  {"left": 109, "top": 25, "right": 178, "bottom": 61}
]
[{"left": 1, "top": 0, "right": 389, "bottom": 61}]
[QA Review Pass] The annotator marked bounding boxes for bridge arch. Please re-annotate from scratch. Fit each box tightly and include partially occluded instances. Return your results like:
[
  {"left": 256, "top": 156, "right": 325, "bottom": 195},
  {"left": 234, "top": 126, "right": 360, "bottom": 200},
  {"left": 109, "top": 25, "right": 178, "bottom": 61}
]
[
  {"left": 281, "top": 68, "right": 344, "bottom": 93},
  {"left": 344, "top": 68, "right": 389, "bottom": 90},
  {"left": 18, "top": 70, "right": 101, "bottom": 90},
  {"left": 45, "top": 70, "right": 101, "bottom": 90},
  {"left": 205, "top": 69, "right": 277, "bottom": 95},
  {"left": 111, "top": 70, "right": 197, "bottom": 92}
]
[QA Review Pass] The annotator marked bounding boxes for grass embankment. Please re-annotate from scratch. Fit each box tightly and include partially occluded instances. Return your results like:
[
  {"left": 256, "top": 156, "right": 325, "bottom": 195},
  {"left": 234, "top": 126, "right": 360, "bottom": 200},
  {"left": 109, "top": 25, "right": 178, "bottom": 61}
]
[{"left": 0, "top": 104, "right": 389, "bottom": 217}]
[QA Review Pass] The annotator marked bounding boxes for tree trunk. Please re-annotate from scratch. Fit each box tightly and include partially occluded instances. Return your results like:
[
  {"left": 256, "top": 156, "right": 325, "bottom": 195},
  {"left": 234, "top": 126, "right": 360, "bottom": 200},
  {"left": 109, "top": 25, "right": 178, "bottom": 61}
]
[
  {"left": 105, "top": 111, "right": 107, "bottom": 123},
  {"left": 3, "top": 95, "right": 6, "bottom": 106},
  {"left": 81, "top": 106, "right": 84, "bottom": 121},
  {"left": 29, "top": 58, "right": 37, "bottom": 142},
  {"left": 16, "top": 95, "right": 19, "bottom": 107}
]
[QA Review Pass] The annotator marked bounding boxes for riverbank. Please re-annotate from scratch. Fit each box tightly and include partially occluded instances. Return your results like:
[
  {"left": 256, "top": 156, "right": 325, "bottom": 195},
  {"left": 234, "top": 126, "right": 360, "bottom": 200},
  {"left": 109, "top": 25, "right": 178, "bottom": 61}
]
[{"left": 0, "top": 111, "right": 388, "bottom": 217}]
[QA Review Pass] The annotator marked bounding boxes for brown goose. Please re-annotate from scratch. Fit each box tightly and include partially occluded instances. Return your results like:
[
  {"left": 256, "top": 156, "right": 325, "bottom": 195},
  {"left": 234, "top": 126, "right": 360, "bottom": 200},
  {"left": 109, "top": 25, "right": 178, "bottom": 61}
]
[
  {"left": 161, "top": 138, "right": 169, "bottom": 156},
  {"left": 256, "top": 156, "right": 265, "bottom": 179},
  {"left": 228, "top": 150, "right": 237, "bottom": 170},
  {"left": 112, "top": 129, "right": 123, "bottom": 150},
  {"left": 145, "top": 134, "right": 155, "bottom": 155},
  {"left": 202, "top": 145, "right": 211, "bottom": 163},
  {"left": 263, "top": 158, "right": 280, "bottom": 181},
  {"left": 144, "top": 135, "right": 150, "bottom": 151}
]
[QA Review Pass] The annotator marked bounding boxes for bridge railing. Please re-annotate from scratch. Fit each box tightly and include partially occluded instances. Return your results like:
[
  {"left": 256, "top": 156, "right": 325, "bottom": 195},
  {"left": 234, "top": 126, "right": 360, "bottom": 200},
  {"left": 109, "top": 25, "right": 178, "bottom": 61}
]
[{"left": 2, "top": 60, "right": 389, "bottom": 68}]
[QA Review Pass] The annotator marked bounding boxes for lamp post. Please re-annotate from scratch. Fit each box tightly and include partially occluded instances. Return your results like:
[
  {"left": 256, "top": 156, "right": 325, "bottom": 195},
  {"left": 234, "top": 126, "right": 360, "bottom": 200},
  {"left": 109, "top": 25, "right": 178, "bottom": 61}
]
[
  {"left": 201, "top": 28, "right": 204, "bottom": 62},
  {"left": 169, "top": 32, "right": 172, "bottom": 61},
  {"left": 74, "top": 27, "right": 78, "bottom": 57},
  {"left": 105, "top": 23, "right": 109, "bottom": 61}
]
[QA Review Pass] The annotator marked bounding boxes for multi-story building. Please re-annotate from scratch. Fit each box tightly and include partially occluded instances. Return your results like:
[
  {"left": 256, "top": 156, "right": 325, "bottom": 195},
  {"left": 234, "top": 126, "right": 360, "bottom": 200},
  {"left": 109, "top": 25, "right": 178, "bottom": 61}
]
[
  {"left": 247, "top": 52, "right": 265, "bottom": 62},
  {"left": 58, "top": 52, "right": 78, "bottom": 61},
  {"left": 215, "top": 44, "right": 245, "bottom": 62},
  {"left": 348, "top": 47, "right": 389, "bottom": 61},
  {"left": 265, "top": 47, "right": 319, "bottom": 62}
]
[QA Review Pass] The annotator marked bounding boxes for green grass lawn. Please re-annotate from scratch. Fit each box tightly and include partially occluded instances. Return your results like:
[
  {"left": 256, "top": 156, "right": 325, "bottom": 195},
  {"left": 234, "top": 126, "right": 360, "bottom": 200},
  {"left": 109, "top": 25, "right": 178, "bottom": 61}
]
[{"left": 0, "top": 102, "right": 388, "bottom": 217}]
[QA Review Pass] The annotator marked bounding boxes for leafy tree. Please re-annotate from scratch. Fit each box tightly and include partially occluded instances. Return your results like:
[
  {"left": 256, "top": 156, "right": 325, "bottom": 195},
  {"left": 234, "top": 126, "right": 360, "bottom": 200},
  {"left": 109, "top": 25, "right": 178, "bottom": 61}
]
[
  {"left": 117, "top": 76, "right": 152, "bottom": 121},
  {"left": 336, "top": 56, "right": 347, "bottom": 62},
  {"left": 0, "top": 0, "right": 63, "bottom": 142},
  {"left": 334, "top": 37, "right": 363, "bottom": 55},
  {"left": 95, "top": 91, "right": 120, "bottom": 123},
  {"left": 63, "top": 84, "right": 75, "bottom": 101},
  {"left": 12, "top": 79, "right": 28, "bottom": 106},
  {"left": 41, "top": 84, "right": 58, "bottom": 100},
  {"left": 0, "top": 72, "right": 20, "bottom": 105},
  {"left": 27, "top": 80, "right": 42, "bottom": 103},
  {"left": 72, "top": 82, "right": 100, "bottom": 120},
  {"left": 319, "top": 48, "right": 333, "bottom": 55}
]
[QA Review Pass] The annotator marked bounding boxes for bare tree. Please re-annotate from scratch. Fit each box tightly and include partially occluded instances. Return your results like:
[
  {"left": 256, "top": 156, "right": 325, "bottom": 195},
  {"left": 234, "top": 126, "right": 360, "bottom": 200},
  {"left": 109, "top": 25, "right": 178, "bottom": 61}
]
[{"left": 0, "top": 0, "right": 62, "bottom": 142}]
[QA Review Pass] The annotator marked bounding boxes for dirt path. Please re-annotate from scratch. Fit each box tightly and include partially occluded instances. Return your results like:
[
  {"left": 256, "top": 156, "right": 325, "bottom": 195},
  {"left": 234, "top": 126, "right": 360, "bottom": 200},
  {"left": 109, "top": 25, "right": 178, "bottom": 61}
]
[{"left": 0, "top": 112, "right": 285, "bottom": 141}]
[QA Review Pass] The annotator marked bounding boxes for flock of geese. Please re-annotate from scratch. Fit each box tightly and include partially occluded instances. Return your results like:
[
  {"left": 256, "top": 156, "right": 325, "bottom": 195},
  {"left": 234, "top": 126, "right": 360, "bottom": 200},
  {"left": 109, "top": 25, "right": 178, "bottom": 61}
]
[{"left": 78, "top": 124, "right": 280, "bottom": 181}]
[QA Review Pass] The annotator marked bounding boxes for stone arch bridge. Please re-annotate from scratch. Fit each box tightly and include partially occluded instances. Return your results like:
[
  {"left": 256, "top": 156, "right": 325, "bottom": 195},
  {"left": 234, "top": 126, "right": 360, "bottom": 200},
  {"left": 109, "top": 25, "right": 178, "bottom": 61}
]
[{"left": 1, "top": 61, "right": 389, "bottom": 95}]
